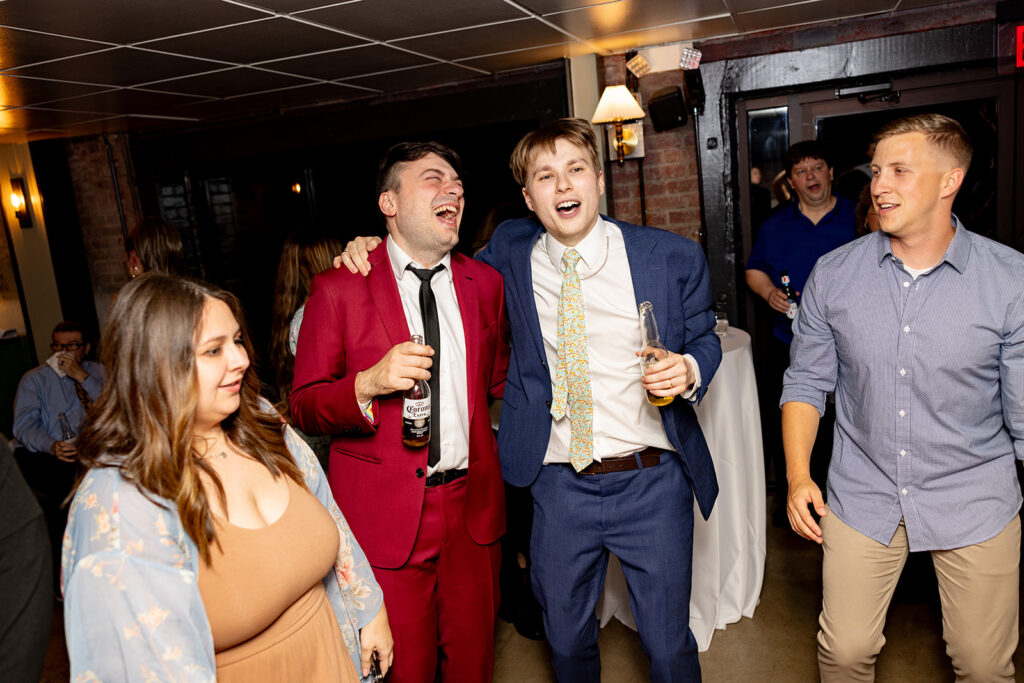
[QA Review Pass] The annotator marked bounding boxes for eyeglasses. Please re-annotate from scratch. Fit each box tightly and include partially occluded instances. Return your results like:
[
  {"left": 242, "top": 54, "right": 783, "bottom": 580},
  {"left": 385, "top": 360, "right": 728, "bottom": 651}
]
[{"left": 51, "top": 342, "right": 84, "bottom": 351}]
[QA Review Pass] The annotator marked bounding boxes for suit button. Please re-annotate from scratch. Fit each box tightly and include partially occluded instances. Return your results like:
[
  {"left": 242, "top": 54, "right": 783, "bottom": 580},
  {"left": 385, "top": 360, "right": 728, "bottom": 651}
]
[
  {"left": 416, "top": 468, "right": 425, "bottom": 478},
  {"left": 545, "top": 400, "right": 551, "bottom": 408}
]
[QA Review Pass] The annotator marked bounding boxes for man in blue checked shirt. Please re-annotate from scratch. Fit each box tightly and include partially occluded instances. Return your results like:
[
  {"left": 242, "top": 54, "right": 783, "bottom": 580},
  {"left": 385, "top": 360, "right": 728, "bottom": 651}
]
[{"left": 782, "top": 113, "right": 1024, "bottom": 682}]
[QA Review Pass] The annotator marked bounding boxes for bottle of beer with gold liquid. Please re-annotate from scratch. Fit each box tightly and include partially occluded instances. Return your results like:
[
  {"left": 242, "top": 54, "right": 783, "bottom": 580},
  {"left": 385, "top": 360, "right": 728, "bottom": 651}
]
[
  {"left": 639, "top": 301, "right": 674, "bottom": 407},
  {"left": 402, "top": 334, "right": 431, "bottom": 448}
]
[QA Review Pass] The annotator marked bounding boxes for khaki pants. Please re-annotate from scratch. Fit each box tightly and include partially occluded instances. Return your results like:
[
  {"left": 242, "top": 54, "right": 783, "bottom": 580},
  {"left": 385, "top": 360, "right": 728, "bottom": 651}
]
[{"left": 818, "top": 510, "right": 1020, "bottom": 682}]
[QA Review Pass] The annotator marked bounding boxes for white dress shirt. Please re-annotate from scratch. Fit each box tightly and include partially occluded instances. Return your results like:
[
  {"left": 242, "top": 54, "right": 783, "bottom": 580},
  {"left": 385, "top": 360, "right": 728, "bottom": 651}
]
[
  {"left": 532, "top": 218, "right": 696, "bottom": 464},
  {"left": 387, "top": 238, "right": 470, "bottom": 474}
]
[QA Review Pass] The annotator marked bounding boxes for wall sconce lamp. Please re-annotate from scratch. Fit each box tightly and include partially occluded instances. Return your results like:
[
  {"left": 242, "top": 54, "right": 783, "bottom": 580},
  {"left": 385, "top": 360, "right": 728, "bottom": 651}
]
[
  {"left": 592, "top": 85, "right": 646, "bottom": 166},
  {"left": 10, "top": 178, "right": 31, "bottom": 228}
]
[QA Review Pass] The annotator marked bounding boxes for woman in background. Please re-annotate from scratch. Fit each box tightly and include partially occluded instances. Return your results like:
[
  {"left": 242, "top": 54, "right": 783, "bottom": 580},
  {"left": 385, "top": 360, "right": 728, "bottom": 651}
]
[
  {"left": 270, "top": 230, "right": 342, "bottom": 466},
  {"left": 63, "top": 273, "right": 391, "bottom": 681},
  {"left": 126, "top": 216, "right": 185, "bottom": 277}
]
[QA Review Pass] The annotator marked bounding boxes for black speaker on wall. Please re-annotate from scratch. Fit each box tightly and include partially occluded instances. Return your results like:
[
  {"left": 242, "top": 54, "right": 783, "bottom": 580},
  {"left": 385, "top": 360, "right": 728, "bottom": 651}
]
[{"left": 649, "top": 86, "right": 687, "bottom": 131}]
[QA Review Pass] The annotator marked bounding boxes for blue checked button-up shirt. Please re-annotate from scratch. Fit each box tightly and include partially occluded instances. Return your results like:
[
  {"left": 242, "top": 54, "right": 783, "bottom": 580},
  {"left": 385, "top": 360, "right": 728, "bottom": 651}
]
[{"left": 782, "top": 219, "right": 1024, "bottom": 551}]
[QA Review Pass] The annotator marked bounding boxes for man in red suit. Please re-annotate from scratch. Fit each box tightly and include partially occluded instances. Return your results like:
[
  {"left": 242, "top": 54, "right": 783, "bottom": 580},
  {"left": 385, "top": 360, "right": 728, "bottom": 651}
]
[{"left": 291, "top": 141, "right": 509, "bottom": 682}]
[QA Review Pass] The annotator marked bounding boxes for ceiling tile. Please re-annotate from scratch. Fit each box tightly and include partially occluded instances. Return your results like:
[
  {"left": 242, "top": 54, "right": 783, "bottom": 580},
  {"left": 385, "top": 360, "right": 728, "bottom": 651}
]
[
  {"left": 0, "top": 27, "right": 111, "bottom": 72},
  {"left": 0, "top": 106, "right": 119, "bottom": 132},
  {"left": 0, "top": 75, "right": 109, "bottom": 108},
  {"left": 518, "top": 0, "right": 627, "bottom": 13},
  {"left": 736, "top": 0, "right": 895, "bottom": 32},
  {"left": 456, "top": 44, "right": 584, "bottom": 73},
  {"left": 892, "top": 0, "right": 951, "bottom": 9},
  {"left": 264, "top": 44, "right": 431, "bottom": 80},
  {"left": 141, "top": 17, "right": 368, "bottom": 64},
  {"left": 299, "top": 0, "right": 528, "bottom": 42},
  {"left": 174, "top": 81, "right": 368, "bottom": 119},
  {"left": 38, "top": 88, "right": 210, "bottom": 116},
  {"left": 588, "top": 16, "right": 740, "bottom": 52},
  {"left": 728, "top": 0, "right": 807, "bottom": 11},
  {"left": 393, "top": 19, "right": 572, "bottom": 62},
  {"left": 0, "top": 0, "right": 270, "bottom": 44},
  {"left": 243, "top": 0, "right": 363, "bottom": 12},
  {"left": 342, "top": 62, "right": 484, "bottom": 92},
  {"left": 544, "top": 0, "right": 731, "bottom": 40},
  {"left": 140, "top": 67, "right": 315, "bottom": 98},
  {"left": 7, "top": 47, "right": 226, "bottom": 88}
]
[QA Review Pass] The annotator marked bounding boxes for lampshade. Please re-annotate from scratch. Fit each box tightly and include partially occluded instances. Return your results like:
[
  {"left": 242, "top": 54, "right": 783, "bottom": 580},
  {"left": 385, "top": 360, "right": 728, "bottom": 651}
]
[{"left": 591, "top": 85, "right": 645, "bottom": 124}]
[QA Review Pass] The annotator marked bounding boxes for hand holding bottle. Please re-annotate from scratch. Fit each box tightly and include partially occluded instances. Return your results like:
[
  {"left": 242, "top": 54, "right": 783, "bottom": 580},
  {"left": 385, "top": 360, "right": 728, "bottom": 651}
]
[{"left": 354, "top": 339, "right": 433, "bottom": 405}]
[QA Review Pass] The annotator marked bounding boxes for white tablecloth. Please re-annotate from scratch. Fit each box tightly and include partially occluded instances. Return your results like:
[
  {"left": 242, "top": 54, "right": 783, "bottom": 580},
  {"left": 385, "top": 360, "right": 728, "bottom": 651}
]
[{"left": 596, "top": 327, "right": 766, "bottom": 651}]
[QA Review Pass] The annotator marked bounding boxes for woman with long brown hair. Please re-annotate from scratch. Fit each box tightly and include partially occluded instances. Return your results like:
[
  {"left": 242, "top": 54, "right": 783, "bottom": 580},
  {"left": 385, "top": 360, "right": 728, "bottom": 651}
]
[
  {"left": 62, "top": 273, "right": 391, "bottom": 681},
  {"left": 270, "top": 230, "right": 344, "bottom": 404}
]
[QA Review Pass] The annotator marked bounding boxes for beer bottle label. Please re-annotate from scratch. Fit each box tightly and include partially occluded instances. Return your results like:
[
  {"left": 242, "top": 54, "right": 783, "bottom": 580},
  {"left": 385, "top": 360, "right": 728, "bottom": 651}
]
[
  {"left": 403, "top": 398, "right": 430, "bottom": 437},
  {"left": 786, "top": 302, "right": 798, "bottom": 319}
]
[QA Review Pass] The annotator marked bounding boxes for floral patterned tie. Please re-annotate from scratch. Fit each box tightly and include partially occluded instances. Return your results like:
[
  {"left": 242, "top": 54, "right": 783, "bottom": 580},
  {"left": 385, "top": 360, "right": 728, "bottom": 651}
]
[{"left": 550, "top": 249, "right": 594, "bottom": 471}]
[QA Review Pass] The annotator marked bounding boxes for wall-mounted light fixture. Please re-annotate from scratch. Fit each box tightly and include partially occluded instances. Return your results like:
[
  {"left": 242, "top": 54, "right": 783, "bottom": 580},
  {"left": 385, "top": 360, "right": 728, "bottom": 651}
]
[
  {"left": 9, "top": 178, "right": 31, "bottom": 228},
  {"left": 592, "top": 85, "right": 646, "bottom": 166}
]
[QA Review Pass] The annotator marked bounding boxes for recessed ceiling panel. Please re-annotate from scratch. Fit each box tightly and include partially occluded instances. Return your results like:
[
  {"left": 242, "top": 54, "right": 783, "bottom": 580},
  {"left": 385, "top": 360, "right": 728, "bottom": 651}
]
[
  {"left": 342, "top": 62, "right": 483, "bottom": 92},
  {"left": 249, "top": 0, "right": 363, "bottom": 12},
  {"left": 300, "top": 0, "right": 527, "bottom": 42},
  {"left": 736, "top": 0, "right": 895, "bottom": 32},
  {"left": 0, "top": 75, "right": 109, "bottom": 108},
  {"left": 141, "top": 17, "right": 368, "bottom": 64},
  {"left": 0, "top": 26, "right": 111, "bottom": 72},
  {"left": 265, "top": 43, "right": 431, "bottom": 80},
  {"left": 545, "top": 0, "right": 731, "bottom": 40},
  {"left": 0, "top": 106, "right": 119, "bottom": 132},
  {"left": 142, "top": 67, "right": 315, "bottom": 98},
  {"left": 175, "top": 81, "right": 368, "bottom": 119},
  {"left": 519, "top": 0, "right": 632, "bottom": 13},
  {"left": 393, "top": 19, "right": 572, "bottom": 62},
  {"left": 588, "top": 16, "right": 740, "bottom": 52},
  {"left": 0, "top": 0, "right": 270, "bottom": 44},
  {"left": 8, "top": 47, "right": 226, "bottom": 88},
  {"left": 39, "top": 88, "right": 211, "bottom": 116},
  {"left": 456, "top": 44, "right": 581, "bottom": 73}
]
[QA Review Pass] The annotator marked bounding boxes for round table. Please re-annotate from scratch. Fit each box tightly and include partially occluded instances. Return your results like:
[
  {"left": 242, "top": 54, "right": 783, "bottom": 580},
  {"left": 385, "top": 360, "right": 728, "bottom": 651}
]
[{"left": 596, "top": 327, "right": 766, "bottom": 651}]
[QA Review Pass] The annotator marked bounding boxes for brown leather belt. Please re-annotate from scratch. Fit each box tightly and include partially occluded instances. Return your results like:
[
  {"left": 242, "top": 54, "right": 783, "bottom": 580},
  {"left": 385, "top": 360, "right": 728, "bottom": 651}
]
[
  {"left": 575, "top": 447, "right": 665, "bottom": 475},
  {"left": 425, "top": 468, "right": 467, "bottom": 488}
]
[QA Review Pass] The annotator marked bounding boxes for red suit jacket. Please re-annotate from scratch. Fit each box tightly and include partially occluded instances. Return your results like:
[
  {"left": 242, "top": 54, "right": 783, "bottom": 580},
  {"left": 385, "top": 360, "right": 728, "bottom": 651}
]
[{"left": 291, "top": 241, "right": 510, "bottom": 569}]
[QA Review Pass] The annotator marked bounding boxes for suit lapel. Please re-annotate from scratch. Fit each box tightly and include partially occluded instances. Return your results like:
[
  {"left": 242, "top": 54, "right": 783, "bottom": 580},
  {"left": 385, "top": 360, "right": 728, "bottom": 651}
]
[
  {"left": 621, "top": 220, "right": 669, "bottom": 339},
  {"left": 451, "top": 254, "right": 479, "bottom": 427},
  {"left": 506, "top": 224, "right": 547, "bottom": 364},
  {"left": 366, "top": 239, "right": 411, "bottom": 346}
]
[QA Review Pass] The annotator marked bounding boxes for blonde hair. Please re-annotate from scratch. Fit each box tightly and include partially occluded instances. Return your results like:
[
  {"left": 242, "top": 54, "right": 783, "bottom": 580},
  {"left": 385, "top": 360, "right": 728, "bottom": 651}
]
[
  {"left": 875, "top": 114, "right": 972, "bottom": 171},
  {"left": 509, "top": 118, "right": 600, "bottom": 187}
]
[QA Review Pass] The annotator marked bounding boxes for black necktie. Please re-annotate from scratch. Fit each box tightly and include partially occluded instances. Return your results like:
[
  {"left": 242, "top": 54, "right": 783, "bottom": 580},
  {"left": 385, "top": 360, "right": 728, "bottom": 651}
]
[{"left": 407, "top": 264, "right": 445, "bottom": 468}]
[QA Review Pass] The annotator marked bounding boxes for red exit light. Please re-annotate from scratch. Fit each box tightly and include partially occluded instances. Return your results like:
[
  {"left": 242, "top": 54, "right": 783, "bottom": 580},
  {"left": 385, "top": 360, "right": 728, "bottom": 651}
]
[{"left": 1019, "top": 25, "right": 1024, "bottom": 68}]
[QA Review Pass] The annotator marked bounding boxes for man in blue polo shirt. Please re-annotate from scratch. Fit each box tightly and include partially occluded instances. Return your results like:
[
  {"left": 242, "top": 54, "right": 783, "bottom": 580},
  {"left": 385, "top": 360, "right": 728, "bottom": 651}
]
[{"left": 745, "top": 141, "right": 856, "bottom": 523}]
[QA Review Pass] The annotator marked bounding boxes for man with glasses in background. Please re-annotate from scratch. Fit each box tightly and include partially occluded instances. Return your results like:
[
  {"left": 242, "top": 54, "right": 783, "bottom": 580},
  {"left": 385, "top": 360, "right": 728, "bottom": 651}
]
[{"left": 13, "top": 321, "right": 103, "bottom": 590}]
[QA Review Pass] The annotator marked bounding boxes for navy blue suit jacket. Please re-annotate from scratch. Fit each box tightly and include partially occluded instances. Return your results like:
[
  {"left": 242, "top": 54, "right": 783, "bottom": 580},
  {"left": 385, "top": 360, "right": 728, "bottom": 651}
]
[{"left": 478, "top": 216, "right": 721, "bottom": 520}]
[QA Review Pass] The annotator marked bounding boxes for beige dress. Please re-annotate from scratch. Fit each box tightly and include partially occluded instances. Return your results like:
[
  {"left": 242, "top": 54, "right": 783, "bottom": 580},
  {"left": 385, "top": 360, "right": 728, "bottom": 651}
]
[{"left": 198, "top": 476, "right": 359, "bottom": 682}]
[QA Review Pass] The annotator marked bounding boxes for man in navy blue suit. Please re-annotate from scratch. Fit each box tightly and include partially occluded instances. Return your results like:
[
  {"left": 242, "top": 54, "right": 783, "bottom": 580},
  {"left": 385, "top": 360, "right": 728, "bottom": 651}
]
[
  {"left": 339, "top": 118, "right": 721, "bottom": 681},
  {"left": 477, "top": 118, "right": 720, "bottom": 681}
]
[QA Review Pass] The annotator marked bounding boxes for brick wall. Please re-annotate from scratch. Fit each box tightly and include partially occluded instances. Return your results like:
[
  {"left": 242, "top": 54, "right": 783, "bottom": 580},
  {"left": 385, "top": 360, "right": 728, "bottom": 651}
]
[
  {"left": 64, "top": 134, "right": 140, "bottom": 319},
  {"left": 599, "top": 58, "right": 703, "bottom": 242}
]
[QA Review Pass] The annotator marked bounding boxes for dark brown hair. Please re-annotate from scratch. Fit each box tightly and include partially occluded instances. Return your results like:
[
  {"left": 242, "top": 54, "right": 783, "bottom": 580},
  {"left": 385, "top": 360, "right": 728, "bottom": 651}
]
[
  {"left": 509, "top": 117, "right": 600, "bottom": 187},
  {"left": 784, "top": 140, "right": 830, "bottom": 178},
  {"left": 270, "top": 230, "right": 343, "bottom": 407},
  {"left": 76, "top": 273, "right": 305, "bottom": 561},
  {"left": 126, "top": 217, "right": 185, "bottom": 275},
  {"left": 874, "top": 113, "right": 972, "bottom": 171},
  {"left": 377, "top": 141, "right": 462, "bottom": 196}
]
